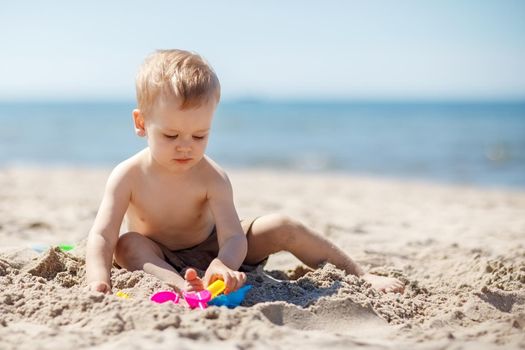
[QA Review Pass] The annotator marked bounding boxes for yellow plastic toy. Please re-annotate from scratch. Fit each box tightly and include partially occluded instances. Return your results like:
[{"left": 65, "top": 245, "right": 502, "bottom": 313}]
[
  {"left": 116, "top": 291, "right": 130, "bottom": 299},
  {"left": 206, "top": 280, "right": 226, "bottom": 298}
]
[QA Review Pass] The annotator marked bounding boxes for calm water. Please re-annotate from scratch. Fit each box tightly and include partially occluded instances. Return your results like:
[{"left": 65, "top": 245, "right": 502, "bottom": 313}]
[{"left": 1, "top": 100, "right": 524, "bottom": 188}]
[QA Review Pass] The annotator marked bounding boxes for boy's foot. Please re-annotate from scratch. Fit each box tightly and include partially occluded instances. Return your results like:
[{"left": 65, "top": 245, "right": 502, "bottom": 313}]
[
  {"left": 362, "top": 273, "right": 405, "bottom": 293},
  {"left": 184, "top": 268, "right": 204, "bottom": 292}
]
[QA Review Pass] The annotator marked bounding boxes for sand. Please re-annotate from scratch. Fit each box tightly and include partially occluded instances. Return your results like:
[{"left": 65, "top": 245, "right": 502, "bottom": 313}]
[{"left": 0, "top": 167, "right": 524, "bottom": 350}]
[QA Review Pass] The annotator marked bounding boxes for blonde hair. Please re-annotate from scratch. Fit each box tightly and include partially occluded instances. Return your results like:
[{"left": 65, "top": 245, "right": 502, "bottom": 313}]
[{"left": 135, "top": 49, "right": 220, "bottom": 116}]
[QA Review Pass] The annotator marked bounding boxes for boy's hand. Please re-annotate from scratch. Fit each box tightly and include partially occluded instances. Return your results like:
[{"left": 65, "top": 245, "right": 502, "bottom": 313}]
[
  {"left": 183, "top": 268, "right": 205, "bottom": 292},
  {"left": 204, "top": 259, "right": 246, "bottom": 294},
  {"left": 87, "top": 281, "right": 112, "bottom": 294}
]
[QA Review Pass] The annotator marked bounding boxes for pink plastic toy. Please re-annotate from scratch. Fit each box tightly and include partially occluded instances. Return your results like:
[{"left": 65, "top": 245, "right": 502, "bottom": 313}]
[
  {"left": 150, "top": 290, "right": 212, "bottom": 309},
  {"left": 183, "top": 290, "right": 212, "bottom": 309},
  {"left": 150, "top": 291, "right": 180, "bottom": 304}
]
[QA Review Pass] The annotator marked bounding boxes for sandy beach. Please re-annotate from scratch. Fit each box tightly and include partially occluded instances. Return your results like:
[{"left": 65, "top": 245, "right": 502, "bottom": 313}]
[{"left": 0, "top": 167, "right": 524, "bottom": 350}]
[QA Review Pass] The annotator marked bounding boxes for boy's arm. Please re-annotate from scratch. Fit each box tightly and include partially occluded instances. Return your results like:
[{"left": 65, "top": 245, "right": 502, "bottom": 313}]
[
  {"left": 86, "top": 165, "right": 131, "bottom": 292},
  {"left": 206, "top": 172, "right": 248, "bottom": 285}
]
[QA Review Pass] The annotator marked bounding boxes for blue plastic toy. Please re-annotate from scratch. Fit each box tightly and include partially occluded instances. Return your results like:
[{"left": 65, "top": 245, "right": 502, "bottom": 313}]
[{"left": 207, "top": 285, "right": 252, "bottom": 308}]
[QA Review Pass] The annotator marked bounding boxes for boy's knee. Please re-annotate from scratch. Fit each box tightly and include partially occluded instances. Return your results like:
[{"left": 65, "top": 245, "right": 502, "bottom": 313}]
[
  {"left": 115, "top": 232, "right": 137, "bottom": 263},
  {"left": 270, "top": 213, "right": 303, "bottom": 232},
  {"left": 115, "top": 232, "right": 160, "bottom": 265},
  {"left": 266, "top": 213, "right": 304, "bottom": 246}
]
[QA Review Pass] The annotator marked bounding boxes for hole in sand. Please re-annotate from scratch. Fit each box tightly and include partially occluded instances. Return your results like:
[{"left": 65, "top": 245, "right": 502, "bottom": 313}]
[
  {"left": 264, "top": 265, "right": 314, "bottom": 281},
  {"left": 476, "top": 289, "right": 523, "bottom": 313},
  {"left": 259, "top": 298, "right": 389, "bottom": 337}
]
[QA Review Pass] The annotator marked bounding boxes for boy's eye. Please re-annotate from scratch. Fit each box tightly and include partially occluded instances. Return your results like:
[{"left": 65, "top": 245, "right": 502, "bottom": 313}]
[
  {"left": 193, "top": 135, "right": 207, "bottom": 140},
  {"left": 164, "top": 134, "right": 178, "bottom": 139}
]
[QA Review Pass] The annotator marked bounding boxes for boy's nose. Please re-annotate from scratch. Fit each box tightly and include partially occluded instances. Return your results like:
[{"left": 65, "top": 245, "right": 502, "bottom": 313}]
[{"left": 176, "top": 143, "right": 191, "bottom": 152}]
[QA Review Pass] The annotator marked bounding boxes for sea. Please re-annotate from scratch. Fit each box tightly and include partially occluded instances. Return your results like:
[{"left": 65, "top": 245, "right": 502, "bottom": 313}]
[{"left": 1, "top": 100, "right": 524, "bottom": 189}]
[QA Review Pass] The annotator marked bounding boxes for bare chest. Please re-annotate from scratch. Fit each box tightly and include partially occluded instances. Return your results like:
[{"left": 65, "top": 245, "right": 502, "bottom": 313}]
[{"left": 126, "top": 176, "right": 211, "bottom": 238}]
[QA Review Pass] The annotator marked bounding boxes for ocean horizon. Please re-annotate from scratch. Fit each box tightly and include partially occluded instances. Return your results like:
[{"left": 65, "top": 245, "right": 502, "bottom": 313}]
[{"left": 1, "top": 99, "right": 524, "bottom": 189}]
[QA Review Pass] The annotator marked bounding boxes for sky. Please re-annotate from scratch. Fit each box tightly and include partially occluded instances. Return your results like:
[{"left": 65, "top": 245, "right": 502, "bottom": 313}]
[{"left": 0, "top": 0, "right": 524, "bottom": 101}]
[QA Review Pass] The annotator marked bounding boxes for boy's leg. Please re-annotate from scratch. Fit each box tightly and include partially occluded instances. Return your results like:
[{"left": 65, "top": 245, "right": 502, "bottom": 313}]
[
  {"left": 244, "top": 214, "right": 404, "bottom": 293},
  {"left": 114, "top": 232, "right": 201, "bottom": 292}
]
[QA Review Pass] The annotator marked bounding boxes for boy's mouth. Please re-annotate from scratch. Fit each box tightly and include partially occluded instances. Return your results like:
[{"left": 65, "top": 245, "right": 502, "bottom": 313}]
[{"left": 174, "top": 158, "right": 192, "bottom": 164}]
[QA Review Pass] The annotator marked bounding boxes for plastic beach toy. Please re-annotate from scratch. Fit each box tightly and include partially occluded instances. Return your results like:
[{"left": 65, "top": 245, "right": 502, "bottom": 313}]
[
  {"left": 115, "top": 291, "right": 130, "bottom": 299},
  {"left": 150, "top": 291, "right": 180, "bottom": 304},
  {"left": 183, "top": 290, "right": 212, "bottom": 310},
  {"left": 150, "top": 280, "right": 252, "bottom": 309},
  {"left": 31, "top": 244, "right": 48, "bottom": 253},
  {"left": 206, "top": 279, "right": 226, "bottom": 298},
  {"left": 208, "top": 285, "right": 252, "bottom": 308},
  {"left": 31, "top": 244, "right": 75, "bottom": 253}
]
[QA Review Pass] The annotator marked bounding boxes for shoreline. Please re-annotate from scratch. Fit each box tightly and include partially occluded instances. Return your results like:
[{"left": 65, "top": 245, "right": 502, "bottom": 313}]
[{"left": 1, "top": 163, "right": 524, "bottom": 192}]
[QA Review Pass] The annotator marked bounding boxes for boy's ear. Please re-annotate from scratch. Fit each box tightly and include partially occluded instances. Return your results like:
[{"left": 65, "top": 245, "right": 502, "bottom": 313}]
[{"left": 132, "top": 109, "right": 146, "bottom": 137}]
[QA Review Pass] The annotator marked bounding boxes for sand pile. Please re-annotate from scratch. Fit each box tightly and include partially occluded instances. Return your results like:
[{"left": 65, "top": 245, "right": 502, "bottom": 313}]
[
  {"left": 0, "top": 167, "right": 524, "bottom": 349},
  {"left": 0, "top": 247, "right": 398, "bottom": 348},
  {"left": 0, "top": 243, "right": 523, "bottom": 349}
]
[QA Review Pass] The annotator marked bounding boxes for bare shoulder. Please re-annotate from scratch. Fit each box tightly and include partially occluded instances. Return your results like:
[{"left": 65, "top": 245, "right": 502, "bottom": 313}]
[
  {"left": 199, "top": 156, "right": 233, "bottom": 197},
  {"left": 105, "top": 149, "right": 145, "bottom": 192}
]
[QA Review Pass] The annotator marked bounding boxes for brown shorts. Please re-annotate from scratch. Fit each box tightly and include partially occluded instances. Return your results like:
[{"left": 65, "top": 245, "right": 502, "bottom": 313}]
[{"left": 155, "top": 217, "right": 266, "bottom": 273}]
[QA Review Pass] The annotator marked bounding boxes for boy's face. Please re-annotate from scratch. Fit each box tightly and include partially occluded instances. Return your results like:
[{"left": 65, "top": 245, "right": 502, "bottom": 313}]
[{"left": 133, "top": 97, "right": 217, "bottom": 173}]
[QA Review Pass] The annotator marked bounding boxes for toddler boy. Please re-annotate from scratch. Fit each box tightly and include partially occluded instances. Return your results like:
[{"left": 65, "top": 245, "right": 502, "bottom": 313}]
[{"left": 86, "top": 49, "right": 404, "bottom": 294}]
